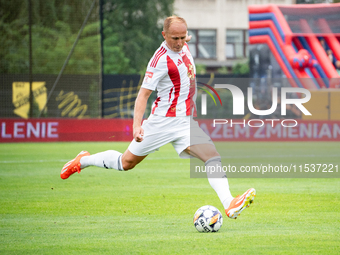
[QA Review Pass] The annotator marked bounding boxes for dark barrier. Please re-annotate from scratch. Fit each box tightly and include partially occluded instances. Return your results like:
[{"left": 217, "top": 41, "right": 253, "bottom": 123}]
[
  {"left": 1, "top": 74, "right": 249, "bottom": 119},
  {"left": 0, "top": 74, "right": 100, "bottom": 119},
  {"left": 101, "top": 74, "right": 249, "bottom": 119}
]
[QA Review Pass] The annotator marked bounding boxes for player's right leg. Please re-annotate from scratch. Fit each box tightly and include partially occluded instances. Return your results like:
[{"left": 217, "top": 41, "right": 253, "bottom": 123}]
[
  {"left": 189, "top": 145, "right": 256, "bottom": 219},
  {"left": 186, "top": 119, "right": 256, "bottom": 219},
  {"left": 60, "top": 149, "right": 147, "bottom": 179},
  {"left": 225, "top": 188, "right": 256, "bottom": 219}
]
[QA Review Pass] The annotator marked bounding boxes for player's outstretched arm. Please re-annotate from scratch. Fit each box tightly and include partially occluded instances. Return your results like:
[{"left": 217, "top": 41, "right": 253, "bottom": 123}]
[{"left": 133, "top": 88, "right": 153, "bottom": 142}]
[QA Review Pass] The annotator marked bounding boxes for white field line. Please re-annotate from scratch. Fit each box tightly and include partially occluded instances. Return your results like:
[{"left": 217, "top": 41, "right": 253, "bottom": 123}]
[
  {"left": 0, "top": 154, "right": 339, "bottom": 164},
  {"left": 0, "top": 159, "right": 69, "bottom": 164}
]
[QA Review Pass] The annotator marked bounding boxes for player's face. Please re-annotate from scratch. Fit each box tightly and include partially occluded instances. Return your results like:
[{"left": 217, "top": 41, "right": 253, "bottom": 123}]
[{"left": 162, "top": 22, "right": 187, "bottom": 52}]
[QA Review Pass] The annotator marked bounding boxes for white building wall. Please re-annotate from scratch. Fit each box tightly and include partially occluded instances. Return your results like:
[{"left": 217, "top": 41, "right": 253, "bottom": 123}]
[{"left": 174, "top": 0, "right": 295, "bottom": 66}]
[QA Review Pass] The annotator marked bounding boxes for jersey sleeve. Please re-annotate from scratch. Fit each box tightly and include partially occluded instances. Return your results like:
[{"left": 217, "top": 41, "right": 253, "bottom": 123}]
[{"left": 141, "top": 55, "right": 167, "bottom": 91}]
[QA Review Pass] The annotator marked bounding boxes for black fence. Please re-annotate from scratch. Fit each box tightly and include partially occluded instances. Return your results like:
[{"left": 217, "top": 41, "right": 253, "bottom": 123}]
[
  {"left": 1, "top": 74, "right": 100, "bottom": 118},
  {"left": 1, "top": 74, "right": 250, "bottom": 119}
]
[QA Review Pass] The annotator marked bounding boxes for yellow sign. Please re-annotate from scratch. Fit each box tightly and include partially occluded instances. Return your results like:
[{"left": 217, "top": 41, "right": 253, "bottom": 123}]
[
  {"left": 302, "top": 90, "right": 340, "bottom": 120},
  {"left": 12, "top": 82, "right": 47, "bottom": 119},
  {"left": 56, "top": 90, "right": 88, "bottom": 118}
]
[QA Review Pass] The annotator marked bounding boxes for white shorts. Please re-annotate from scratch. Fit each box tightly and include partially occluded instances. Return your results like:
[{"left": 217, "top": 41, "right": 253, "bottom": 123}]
[{"left": 128, "top": 115, "right": 213, "bottom": 158}]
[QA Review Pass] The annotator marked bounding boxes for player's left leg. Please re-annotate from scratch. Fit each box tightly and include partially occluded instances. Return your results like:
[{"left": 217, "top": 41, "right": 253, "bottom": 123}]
[
  {"left": 80, "top": 149, "right": 147, "bottom": 171},
  {"left": 61, "top": 151, "right": 91, "bottom": 179},
  {"left": 61, "top": 114, "right": 177, "bottom": 179},
  {"left": 61, "top": 148, "right": 147, "bottom": 179}
]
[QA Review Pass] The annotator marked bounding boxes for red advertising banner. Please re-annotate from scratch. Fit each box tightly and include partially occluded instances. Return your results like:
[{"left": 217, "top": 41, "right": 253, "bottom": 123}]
[
  {"left": 0, "top": 118, "right": 133, "bottom": 142},
  {"left": 197, "top": 119, "right": 340, "bottom": 141},
  {"left": 1, "top": 118, "right": 340, "bottom": 142}
]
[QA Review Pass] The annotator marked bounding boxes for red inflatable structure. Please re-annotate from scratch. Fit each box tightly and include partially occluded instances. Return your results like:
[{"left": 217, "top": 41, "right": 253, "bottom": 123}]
[{"left": 248, "top": 3, "right": 340, "bottom": 89}]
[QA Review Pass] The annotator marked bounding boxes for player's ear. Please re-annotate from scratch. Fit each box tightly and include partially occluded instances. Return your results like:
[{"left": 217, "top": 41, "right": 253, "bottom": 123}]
[{"left": 162, "top": 31, "right": 166, "bottom": 39}]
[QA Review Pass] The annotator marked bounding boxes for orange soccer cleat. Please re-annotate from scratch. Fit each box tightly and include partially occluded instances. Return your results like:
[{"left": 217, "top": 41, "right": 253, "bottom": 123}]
[
  {"left": 225, "top": 188, "right": 256, "bottom": 219},
  {"left": 60, "top": 151, "right": 90, "bottom": 179}
]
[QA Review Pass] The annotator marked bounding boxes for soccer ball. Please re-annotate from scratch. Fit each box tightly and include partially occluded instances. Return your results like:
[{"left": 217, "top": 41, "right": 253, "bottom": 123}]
[{"left": 193, "top": 205, "right": 223, "bottom": 232}]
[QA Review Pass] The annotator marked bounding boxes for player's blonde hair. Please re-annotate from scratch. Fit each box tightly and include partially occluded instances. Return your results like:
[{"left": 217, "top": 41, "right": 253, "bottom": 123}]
[{"left": 163, "top": 16, "right": 187, "bottom": 34}]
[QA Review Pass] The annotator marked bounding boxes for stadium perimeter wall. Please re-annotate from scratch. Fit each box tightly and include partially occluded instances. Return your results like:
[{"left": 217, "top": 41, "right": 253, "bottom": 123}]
[{"left": 0, "top": 118, "right": 339, "bottom": 142}]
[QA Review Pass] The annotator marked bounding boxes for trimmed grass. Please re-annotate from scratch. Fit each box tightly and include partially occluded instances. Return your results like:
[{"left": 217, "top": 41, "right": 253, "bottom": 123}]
[{"left": 0, "top": 142, "right": 339, "bottom": 254}]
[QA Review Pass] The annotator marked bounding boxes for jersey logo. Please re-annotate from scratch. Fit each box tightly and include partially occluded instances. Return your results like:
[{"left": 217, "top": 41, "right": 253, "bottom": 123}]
[
  {"left": 187, "top": 64, "right": 195, "bottom": 79},
  {"left": 143, "top": 72, "right": 153, "bottom": 84},
  {"left": 177, "top": 59, "right": 183, "bottom": 66},
  {"left": 180, "top": 52, "right": 195, "bottom": 80}
]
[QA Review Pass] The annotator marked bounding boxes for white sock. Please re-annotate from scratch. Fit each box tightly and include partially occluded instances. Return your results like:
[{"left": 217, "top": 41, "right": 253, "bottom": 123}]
[
  {"left": 206, "top": 156, "right": 234, "bottom": 210},
  {"left": 80, "top": 150, "right": 124, "bottom": 171}
]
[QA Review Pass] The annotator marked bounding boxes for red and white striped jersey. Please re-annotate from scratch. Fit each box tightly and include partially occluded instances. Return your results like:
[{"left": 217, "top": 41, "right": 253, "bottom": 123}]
[{"left": 141, "top": 41, "right": 197, "bottom": 117}]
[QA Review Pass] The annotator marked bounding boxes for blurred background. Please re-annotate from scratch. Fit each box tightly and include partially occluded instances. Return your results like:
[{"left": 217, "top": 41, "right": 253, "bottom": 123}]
[{"left": 1, "top": 0, "right": 339, "bottom": 122}]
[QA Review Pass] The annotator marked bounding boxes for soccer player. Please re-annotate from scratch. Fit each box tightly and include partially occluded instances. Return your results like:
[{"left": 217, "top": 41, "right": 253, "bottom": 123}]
[{"left": 61, "top": 16, "right": 256, "bottom": 219}]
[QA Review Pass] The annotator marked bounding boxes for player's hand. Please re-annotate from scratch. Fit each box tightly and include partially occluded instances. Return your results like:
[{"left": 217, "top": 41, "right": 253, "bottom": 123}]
[
  {"left": 185, "top": 31, "right": 192, "bottom": 42},
  {"left": 133, "top": 126, "right": 144, "bottom": 142}
]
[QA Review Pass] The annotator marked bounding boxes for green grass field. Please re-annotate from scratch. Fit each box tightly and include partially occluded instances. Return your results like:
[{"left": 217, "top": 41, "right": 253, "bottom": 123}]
[{"left": 0, "top": 142, "right": 339, "bottom": 254}]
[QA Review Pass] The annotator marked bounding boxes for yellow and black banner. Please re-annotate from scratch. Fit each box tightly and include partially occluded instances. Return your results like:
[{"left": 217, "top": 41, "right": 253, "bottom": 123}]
[{"left": 12, "top": 82, "right": 47, "bottom": 119}]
